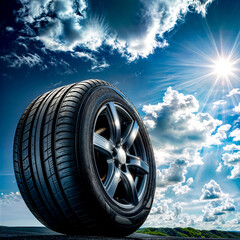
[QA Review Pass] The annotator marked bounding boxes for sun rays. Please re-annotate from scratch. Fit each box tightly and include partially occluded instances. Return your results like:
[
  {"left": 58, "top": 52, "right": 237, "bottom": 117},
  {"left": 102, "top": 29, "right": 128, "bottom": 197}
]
[
  {"left": 158, "top": 23, "right": 240, "bottom": 113},
  {"left": 211, "top": 56, "right": 236, "bottom": 78}
]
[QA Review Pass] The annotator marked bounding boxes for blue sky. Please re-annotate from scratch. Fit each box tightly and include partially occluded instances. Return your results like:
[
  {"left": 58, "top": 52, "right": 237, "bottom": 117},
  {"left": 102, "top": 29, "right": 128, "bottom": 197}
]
[{"left": 0, "top": 0, "right": 240, "bottom": 231}]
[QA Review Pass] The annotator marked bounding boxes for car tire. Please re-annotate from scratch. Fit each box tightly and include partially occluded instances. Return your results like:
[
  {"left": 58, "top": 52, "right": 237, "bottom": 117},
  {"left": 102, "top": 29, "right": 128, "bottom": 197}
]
[{"left": 13, "top": 79, "right": 156, "bottom": 236}]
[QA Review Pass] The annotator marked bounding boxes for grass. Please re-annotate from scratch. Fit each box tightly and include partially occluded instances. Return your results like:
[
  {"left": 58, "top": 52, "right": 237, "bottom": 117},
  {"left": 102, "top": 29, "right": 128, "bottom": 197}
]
[{"left": 137, "top": 227, "right": 240, "bottom": 238}]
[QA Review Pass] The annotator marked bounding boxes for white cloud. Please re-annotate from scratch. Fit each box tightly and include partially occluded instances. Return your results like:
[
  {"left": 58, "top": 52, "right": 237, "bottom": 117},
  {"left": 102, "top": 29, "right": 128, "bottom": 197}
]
[
  {"left": 90, "top": 61, "right": 110, "bottom": 72},
  {"left": 173, "top": 177, "right": 193, "bottom": 195},
  {"left": 200, "top": 180, "right": 227, "bottom": 200},
  {"left": 145, "top": 188, "right": 239, "bottom": 231},
  {"left": 223, "top": 144, "right": 240, "bottom": 151},
  {"left": 227, "top": 88, "right": 240, "bottom": 97},
  {"left": 0, "top": 53, "right": 45, "bottom": 69},
  {"left": 210, "top": 124, "right": 231, "bottom": 145},
  {"left": 174, "top": 203, "right": 182, "bottom": 218},
  {"left": 156, "top": 159, "right": 187, "bottom": 188},
  {"left": 199, "top": 181, "right": 236, "bottom": 225},
  {"left": 48, "top": 56, "right": 77, "bottom": 74},
  {"left": 16, "top": 0, "right": 214, "bottom": 61},
  {"left": 234, "top": 117, "right": 240, "bottom": 125},
  {"left": 0, "top": 192, "right": 41, "bottom": 226},
  {"left": 236, "top": 212, "right": 240, "bottom": 224},
  {"left": 71, "top": 51, "right": 109, "bottom": 72},
  {"left": 71, "top": 51, "right": 96, "bottom": 62},
  {"left": 17, "top": 42, "right": 28, "bottom": 50},
  {"left": 230, "top": 128, "right": 240, "bottom": 141},
  {"left": 142, "top": 87, "right": 226, "bottom": 188},
  {"left": 213, "top": 100, "right": 227, "bottom": 108},
  {"left": 216, "top": 163, "right": 222, "bottom": 173},
  {"left": 0, "top": 51, "right": 78, "bottom": 73},
  {"left": 203, "top": 198, "right": 235, "bottom": 222},
  {"left": 150, "top": 199, "right": 169, "bottom": 215},
  {"left": 142, "top": 119, "right": 156, "bottom": 129},
  {"left": 5, "top": 26, "right": 14, "bottom": 32},
  {"left": 145, "top": 199, "right": 188, "bottom": 227},
  {"left": 145, "top": 180, "right": 239, "bottom": 231},
  {"left": 144, "top": 181, "right": 238, "bottom": 230},
  {"left": 222, "top": 151, "right": 240, "bottom": 179},
  {"left": 202, "top": 210, "right": 218, "bottom": 222},
  {"left": 106, "top": 0, "right": 214, "bottom": 61},
  {"left": 233, "top": 103, "right": 240, "bottom": 113},
  {"left": 143, "top": 87, "right": 222, "bottom": 166}
]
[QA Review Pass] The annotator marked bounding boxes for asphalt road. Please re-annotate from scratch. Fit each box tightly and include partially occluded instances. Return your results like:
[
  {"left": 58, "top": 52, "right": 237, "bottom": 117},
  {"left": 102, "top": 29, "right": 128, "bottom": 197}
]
[{"left": 0, "top": 226, "right": 239, "bottom": 240}]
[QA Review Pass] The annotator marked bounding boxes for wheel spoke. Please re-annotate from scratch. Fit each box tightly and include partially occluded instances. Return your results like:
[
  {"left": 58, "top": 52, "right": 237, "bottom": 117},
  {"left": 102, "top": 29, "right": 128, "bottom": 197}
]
[
  {"left": 127, "top": 154, "right": 149, "bottom": 175},
  {"left": 104, "top": 161, "right": 121, "bottom": 198},
  {"left": 135, "top": 176, "right": 139, "bottom": 187},
  {"left": 107, "top": 102, "right": 121, "bottom": 145},
  {"left": 93, "top": 133, "right": 113, "bottom": 156},
  {"left": 121, "top": 167, "right": 139, "bottom": 206},
  {"left": 122, "top": 121, "right": 139, "bottom": 150}
]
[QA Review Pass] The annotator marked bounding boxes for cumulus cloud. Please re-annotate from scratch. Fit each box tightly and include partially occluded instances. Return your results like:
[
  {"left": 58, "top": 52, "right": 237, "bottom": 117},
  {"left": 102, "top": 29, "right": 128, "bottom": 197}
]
[
  {"left": 222, "top": 152, "right": 240, "bottom": 179},
  {"left": 145, "top": 191, "right": 238, "bottom": 231},
  {"left": 0, "top": 192, "right": 40, "bottom": 226},
  {"left": 145, "top": 181, "right": 239, "bottom": 231},
  {"left": 0, "top": 191, "right": 21, "bottom": 205},
  {"left": 199, "top": 181, "right": 236, "bottom": 224},
  {"left": 203, "top": 198, "right": 235, "bottom": 222},
  {"left": 15, "top": 0, "right": 214, "bottom": 61},
  {"left": 236, "top": 212, "right": 240, "bottom": 224},
  {"left": 174, "top": 203, "right": 182, "bottom": 218},
  {"left": 200, "top": 180, "right": 227, "bottom": 200},
  {"left": 233, "top": 103, "right": 240, "bottom": 113},
  {"left": 227, "top": 88, "right": 240, "bottom": 97},
  {"left": 210, "top": 124, "right": 231, "bottom": 145},
  {"left": 145, "top": 197, "right": 199, "bottom": 229},
  {"left": 146, "top": 198, "right": 186, "bottom": 227},
  {"left": 156, "top": 159, "right": 187, "bottom": 188},
  {"left": 142, "top": 87, "right": 227, "bottom": 188},
  {"left": 173, "top": 177, "right": 193, "bottom": 195},
  {"left": 150, "top": 199, "right": 169, "bottom": 215},
  {"left": 143, "top": 87, "right": 222, "bottom": 165},
  {"left": 145, "top": 181, "right": 238, "bottom": 230},
  {"left": 202, "top": 210, "right": 218, "bottom": 222},
  {"left": 230, "top": 128, "right": 240, "bottom": 141}
]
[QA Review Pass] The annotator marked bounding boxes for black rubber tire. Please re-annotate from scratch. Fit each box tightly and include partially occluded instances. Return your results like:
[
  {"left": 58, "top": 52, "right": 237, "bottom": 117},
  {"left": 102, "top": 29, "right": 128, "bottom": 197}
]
[{"left": 13, "top": 79, "right": 156, "bottom": 236}]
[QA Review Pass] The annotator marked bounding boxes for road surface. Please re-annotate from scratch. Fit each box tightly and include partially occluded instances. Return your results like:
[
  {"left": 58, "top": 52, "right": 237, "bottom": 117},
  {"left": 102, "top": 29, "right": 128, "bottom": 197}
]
[{"left": 0, "top": 226, "right": 238, "bottom": 240}]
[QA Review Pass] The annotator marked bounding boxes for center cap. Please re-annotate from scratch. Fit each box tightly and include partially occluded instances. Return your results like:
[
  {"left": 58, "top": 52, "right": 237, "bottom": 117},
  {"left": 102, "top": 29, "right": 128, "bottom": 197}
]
[{"left": 115, "top": 147, "right": 126, "bottom": 165}]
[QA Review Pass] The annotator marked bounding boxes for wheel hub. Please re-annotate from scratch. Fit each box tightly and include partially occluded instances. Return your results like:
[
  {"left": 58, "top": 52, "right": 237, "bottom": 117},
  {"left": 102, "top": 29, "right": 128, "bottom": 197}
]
[{"left": 114, "top": 146, "right": 126, "bottom": 165}]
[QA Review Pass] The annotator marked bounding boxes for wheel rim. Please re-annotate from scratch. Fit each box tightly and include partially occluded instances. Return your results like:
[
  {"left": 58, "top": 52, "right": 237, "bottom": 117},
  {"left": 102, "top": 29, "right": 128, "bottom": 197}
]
[{"left": 93, "top": 102, "right": 149, "bottom": 208}]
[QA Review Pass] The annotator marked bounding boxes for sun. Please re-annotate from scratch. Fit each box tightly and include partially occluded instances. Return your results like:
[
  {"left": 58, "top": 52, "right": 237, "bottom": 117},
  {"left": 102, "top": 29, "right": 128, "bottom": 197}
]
[{"left": 212, "top": 57, "right": 235, "bottom": 78}]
